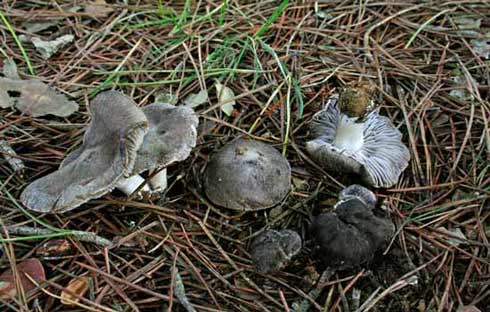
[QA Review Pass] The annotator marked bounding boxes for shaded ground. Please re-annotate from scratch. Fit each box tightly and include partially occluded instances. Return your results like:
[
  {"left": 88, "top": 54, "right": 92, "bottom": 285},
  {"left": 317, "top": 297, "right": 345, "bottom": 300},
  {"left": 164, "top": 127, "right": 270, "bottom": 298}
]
[{"left": 0, "top": 1, "right": 489, "bottom": 311}]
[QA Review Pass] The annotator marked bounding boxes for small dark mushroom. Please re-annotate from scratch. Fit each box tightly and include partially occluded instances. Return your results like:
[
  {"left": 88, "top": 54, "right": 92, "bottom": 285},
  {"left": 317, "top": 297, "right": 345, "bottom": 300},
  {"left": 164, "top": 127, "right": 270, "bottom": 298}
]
[
  {"left": 203, "top": 138, "right": 291, "bottom": 211},
  {"left": 250, "top": 229, "right": 302, "bottom": 273},
  {"left": 310, "top": 197, "right": 394, "bottom": 269},
  {"left": 339, "top": 184, "right": 377, "bottom": 209}
]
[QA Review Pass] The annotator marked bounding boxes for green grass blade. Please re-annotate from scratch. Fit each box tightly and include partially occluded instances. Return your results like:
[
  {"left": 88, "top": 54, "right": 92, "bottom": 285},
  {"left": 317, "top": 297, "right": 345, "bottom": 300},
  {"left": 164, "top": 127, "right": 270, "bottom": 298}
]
[
  {"left": 0, "top": 10, "right": 35, "bottom": 75},
  {"left": 254, "top": 0, "right": 289, "bottom": 39}
]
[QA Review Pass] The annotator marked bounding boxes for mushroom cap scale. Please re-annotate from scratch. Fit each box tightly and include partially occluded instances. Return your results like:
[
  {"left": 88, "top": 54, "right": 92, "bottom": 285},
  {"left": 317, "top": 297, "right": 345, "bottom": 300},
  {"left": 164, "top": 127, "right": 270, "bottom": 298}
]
[
  {"left": 20, "top": 91, "right": 148, "bottom": 213},
  {"left": 203, "top": 138, "right": 291, "bottom": 211},
  {"left": 306, "top": 96, "right": 410, "bottom": 188}
]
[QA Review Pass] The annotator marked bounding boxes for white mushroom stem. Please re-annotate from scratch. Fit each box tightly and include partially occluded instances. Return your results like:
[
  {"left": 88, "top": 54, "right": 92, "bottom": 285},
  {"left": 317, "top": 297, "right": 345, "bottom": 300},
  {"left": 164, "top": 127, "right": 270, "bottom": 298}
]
[
  {"left": 149, "top": 168, "right": 167, "bottom": 192},
  {"left": 116, "top": 174, "right": 150, "bottom": 196}
]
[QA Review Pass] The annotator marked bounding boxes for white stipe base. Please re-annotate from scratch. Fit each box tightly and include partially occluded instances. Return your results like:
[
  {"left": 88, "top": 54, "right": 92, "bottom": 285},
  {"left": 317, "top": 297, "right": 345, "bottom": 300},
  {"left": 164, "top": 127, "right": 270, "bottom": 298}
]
[
  {"left": 149, "top": 168, "right": 167, "bottom": 192},
  {"left": 116, "top": 174, "right": 151, "bottom": 196}
]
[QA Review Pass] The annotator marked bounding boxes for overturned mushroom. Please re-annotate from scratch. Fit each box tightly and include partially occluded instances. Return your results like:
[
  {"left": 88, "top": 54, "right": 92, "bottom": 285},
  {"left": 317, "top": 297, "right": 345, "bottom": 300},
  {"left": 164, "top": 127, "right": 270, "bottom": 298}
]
[
  {"left": 310, "top": 189, "right": 394, "bottom": 269},
  {"left": 250, "top": 229, "right": 302, "bottom": 273},
  {"left": 20, "top": 91, "right": 148, "bottom": 213},
  {"left": 203, "top": 138, "right": 291, "bottom": 211},
  {"left": 306, "top": 94, "right": 410, "bottom": 188},
  {"left": 116, "top": 102, "right": 198, "bottom": 195}
]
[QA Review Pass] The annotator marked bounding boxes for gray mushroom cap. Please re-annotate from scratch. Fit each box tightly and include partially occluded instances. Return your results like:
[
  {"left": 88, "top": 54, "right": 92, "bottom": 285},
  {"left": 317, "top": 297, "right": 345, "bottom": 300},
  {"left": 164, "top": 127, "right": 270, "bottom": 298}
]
[
  {"left": 203, "top": 138, "right": 291, "bottom": 211},
  {"left": 20, "top": 91, "right": 148, "bottom": 213},
  {"left": 132, "top": 102, "right": 198, "bottom": 174},
  {"left": 310, "top": 197, "right": 394, "bottom": 268},
  {"left": 306, "top": 96, "right": 410, "bottom": 188},
  {"left": 250, "top": 229, "right": 302, "bottom": 273},
  {"left": 339, "top": 184, "right": 377, "bottom": 209}
]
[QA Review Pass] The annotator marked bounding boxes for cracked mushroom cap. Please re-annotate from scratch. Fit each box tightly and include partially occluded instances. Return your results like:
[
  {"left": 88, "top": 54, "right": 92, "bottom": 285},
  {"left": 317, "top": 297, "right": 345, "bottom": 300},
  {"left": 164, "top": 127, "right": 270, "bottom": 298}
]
[
  {"left": 306, "top": 96, "right": 410, "bottom": 188},
  {"left": 131, "top": 102, "right": 199, "bottom": 174},
  {"left": 310, "top": 197, "right": 394, "bottom": 268},
  {"left": 20, "top": 91, "right": 148, "bottom": 213},
  {"left": 203, "top": 138, "right": 291, "bottom": 211},
  {"left": 250, "top": 229, "right": 302, "bottom": 273}
]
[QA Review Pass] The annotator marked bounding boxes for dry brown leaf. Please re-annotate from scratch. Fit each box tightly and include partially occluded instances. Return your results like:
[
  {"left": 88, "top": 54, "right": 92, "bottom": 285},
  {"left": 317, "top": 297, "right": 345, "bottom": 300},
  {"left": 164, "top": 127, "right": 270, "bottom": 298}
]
[
  {"left": 84, "top": 0, "right": 114, "bottom": 17},
  {"left": 60, "top": 276, "right": 90, "bottom": 306},
  {"left": 0, "top": 258, "right": 46, "bottom": 299},
  {"left": 36, "top": 239, "right": 73, "bottom": 259},
  {"left": 0, "top": 77, "right": 78, "bottom": 117}
]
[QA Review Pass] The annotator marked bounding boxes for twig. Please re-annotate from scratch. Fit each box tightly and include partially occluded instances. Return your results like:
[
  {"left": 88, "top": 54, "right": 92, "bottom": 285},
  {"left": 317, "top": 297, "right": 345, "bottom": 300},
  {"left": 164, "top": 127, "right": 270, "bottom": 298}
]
[{"left": 2, "top": 225, "right": 112, "bottom": 247}]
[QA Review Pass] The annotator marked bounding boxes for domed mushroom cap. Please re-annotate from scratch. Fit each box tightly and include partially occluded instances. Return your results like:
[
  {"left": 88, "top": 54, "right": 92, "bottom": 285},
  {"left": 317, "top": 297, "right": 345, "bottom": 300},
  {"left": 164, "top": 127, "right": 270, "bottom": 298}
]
[
  {"left": 339, "top": 184, "right": 377, "bottom": 209},
  {"left": 310, "top": 197, "right": 394, "bottom": 268},
  {"left": 250, "top": 229, "right": 302, "bottom": 273},
  {"left": 132, "top": 102, "right": 199, "bottom": 174},
  {"left": 306, "top": 96, "right": 410, "bottom": 188},
  {"left": 203, "top": 138, "right": 291, "bottom": 211},
  {"left": 20, "top": 91, "right": 148, "bottom": 213}
]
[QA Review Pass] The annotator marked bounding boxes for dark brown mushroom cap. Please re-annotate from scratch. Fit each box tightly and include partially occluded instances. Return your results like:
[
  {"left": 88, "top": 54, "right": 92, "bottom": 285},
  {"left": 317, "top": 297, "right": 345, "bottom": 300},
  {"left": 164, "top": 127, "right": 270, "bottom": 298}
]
[
  {"left": 310, "top": 197, "right": 394, "bottom": 268},
  {"left": 339, "top": 184, "right": 377, "bottom": 209},
  {"left": 132, "top": 102, "right": 198, "bottom": 174},
  {"left": 20, "top": 91, "right": 148, "bottom": 213},
  {"left": 203, "top": 138, "right": 291, "bottom": 211},
  {"left": 250, "top": 229, "right": 302, "bottom": 273}
]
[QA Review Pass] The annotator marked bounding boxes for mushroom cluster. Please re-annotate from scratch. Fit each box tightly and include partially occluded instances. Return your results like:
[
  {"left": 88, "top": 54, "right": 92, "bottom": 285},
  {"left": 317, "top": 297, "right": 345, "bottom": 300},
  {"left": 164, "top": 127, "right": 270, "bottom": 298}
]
[
  {"left": 310, "top": 185, "right": 394, "bottom": 268},
  {"left": 16, "top": 82, "right": 409, "bottom": 277},
  {"left": 20, "top": 91, "right": 198, "bottom": 213},
  {"left": 306, "top": 87, "right": 410, "bottom": 188}
]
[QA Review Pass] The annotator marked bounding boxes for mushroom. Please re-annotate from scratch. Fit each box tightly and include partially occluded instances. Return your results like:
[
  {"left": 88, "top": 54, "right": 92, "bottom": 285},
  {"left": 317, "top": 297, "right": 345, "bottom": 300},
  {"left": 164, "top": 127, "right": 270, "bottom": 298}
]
[
  {"left": 306, "top": 94, "right": 410, "bottom": 188},
  {"left": 310, "top": 188, "right": 394, "bottom": 269},
  {"left": 116, "top": 102, "right": 198, "bottom": 195},
  {"left": 203, "top": 138, "right": 291, "bottom": 211},
  {"left": 20, "top": 91, "right": 148, "bottom": 213},
  {"left": 250, "top": 229, "right": 302, "bottom": 273},
  {"left": 339, "top": 184, "right": 377, "bottom": 209},
  {"left": 61, "top": 101, "right": 199, "bottom": 196}
]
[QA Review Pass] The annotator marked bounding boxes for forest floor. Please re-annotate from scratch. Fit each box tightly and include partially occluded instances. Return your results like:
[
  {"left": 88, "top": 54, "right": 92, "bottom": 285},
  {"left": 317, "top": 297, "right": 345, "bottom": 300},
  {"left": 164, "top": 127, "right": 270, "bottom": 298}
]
[{"left": 0, "top": 1, "right": 489, "bottom": 311}]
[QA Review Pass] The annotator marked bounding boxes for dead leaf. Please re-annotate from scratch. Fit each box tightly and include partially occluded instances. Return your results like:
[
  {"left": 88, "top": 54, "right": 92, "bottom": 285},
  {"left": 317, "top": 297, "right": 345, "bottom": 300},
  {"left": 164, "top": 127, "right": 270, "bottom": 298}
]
[
  {"left": 0, "top": 77, "right": 78, "bottom": 117},
  {"left": 61, "top": 276, "right": 90, "bottom": 306},
  {"left": 437, "top": 227, "right": 467, "bottom": 247},
  {"left": 215, "top": 81, "right": 235, "bottom": 116},
  {"left": 457, "top": 306, "right": 482, "bottom": 312},
  {"left": 23, "top": 19, "right": 62, "bottom": 33},
  {"left": 36, "top": 239, "right": 72, "bottom": 259},
  {"left": 184, "top": 89, "right": 208, "bottom": 108},
  {"left": 31, "top": 34, "right": 74, "bottom": 60},
  {"left": 470, "top": 38, "right": 490, "bottom": 59},
  {"left": 155, "top": 93, "right": 178, "bottom": 105},
  {"left": 2, "top": 58, "right": 20, "bottom": 79},
  {"left": 84, "top": 0, "right": 114, "bottom": 17},
  {"left": 0, "top": 258, "right": 46, "bottom": 299}
]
